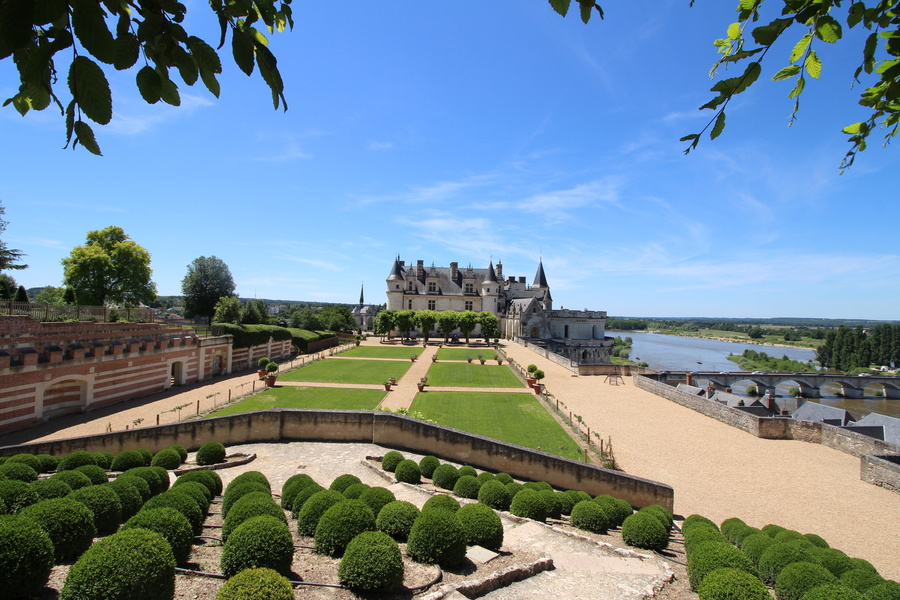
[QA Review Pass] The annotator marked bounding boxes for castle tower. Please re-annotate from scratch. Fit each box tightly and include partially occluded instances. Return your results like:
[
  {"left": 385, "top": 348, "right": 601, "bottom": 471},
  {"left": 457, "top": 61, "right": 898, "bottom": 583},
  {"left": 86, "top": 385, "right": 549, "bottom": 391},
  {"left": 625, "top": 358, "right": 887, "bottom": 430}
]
[
  {"left": 481, "top": 260, "right": 500, "bottom": 315},
  {"left": 386, "top": 255, "right": 405, "bottom": 311}
]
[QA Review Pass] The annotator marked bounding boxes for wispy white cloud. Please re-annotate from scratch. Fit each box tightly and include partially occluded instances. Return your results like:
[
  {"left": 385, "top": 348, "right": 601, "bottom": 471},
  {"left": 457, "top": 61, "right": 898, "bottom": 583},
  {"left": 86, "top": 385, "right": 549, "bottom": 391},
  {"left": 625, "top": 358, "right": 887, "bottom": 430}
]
[
  {"left": 107, "top": 94, "right": 214, "bottom": 136},
  {"left": 368, "top": 141, "right": 393, "bottom": 150},
  {"left": 515, "top": 178, "right": 623, "bottom": 220}
]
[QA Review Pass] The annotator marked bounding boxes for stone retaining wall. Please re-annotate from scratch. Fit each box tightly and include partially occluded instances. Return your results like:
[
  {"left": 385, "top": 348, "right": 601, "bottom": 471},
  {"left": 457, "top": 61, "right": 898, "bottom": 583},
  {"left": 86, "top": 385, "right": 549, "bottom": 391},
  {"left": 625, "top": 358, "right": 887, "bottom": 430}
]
[
  {"left": 861, "top": 454, "right": 900, "bottom": 493},
  {"left": 0, "top": 409, "right": 674, "bottom": 511}
]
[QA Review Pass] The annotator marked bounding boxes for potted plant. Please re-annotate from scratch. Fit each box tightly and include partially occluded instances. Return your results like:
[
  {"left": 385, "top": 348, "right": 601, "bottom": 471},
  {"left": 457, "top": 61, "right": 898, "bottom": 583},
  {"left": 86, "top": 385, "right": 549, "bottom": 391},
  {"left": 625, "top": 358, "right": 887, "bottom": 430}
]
[
  {"left": 417, "top": 380, "right": 426, "bottom": 392},
  {"left": 532, "top": 369, "right": 545, "bottom": 393},
  {"left": 355, "top": 334, "right": 362, "bottom": 347},
  {"left": 410, "top": 354, "right": 417, "bottom": 362},
  {"left": 389, "top": 376, "right": 397, "bottom": 384},
  {"left": 526, "top": 364, "right": 538, "bottom": 385},
  {"left": 257, "top": 357, "right": 271, "bottom": 379},
  {"left": 466, "top": 355, "right": 473, "bottom": 363},
  {"left": 432, "top": 354, "right": 438, "bottom": 362},
  {"left": 265, "top": 362, "right": 278, "bottom": 386},
  {"left": 477, "top": 353, "right": 485, "bottom": 365},
  {"left": 494, "top": 354, "right": 502, "bottom": 365},
  {"left": 384, "top": 381, "right": 392, "bottom": 391}
]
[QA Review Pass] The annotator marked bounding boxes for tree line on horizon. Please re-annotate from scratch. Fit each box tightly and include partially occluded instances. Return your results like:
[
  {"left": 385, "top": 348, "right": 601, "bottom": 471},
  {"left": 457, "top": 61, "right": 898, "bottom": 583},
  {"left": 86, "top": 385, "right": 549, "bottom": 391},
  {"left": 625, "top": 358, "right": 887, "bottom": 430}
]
[{"left": 815, "top": 324, "right": 900, "bottom": 372}]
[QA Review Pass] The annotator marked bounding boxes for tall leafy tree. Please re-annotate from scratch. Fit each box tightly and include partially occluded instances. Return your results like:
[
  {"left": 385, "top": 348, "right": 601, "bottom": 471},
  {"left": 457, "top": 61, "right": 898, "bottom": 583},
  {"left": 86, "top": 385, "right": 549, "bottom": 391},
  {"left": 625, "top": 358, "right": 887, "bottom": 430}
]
[
  {"left": 318, "top": 306, "right": 356, "bottom": 332},
  {"left": 478, "top": 312, "right": 500, "bottom": 341},
  {"left": 0, "top": 273, "right": 16, "bottom": 300},
  {"left": 61, "top": 226, "right": 156, "bottom": 306},
  {"left": 436, "top": 311, "right": 460, "bottom": 344},
  {"left": 35, "top": 286, "right": 66, "bottom": 305},
  {"left": 457, "top": 310, "right": 479, "bottom": 345},
  {"left": 241, "top": 299, "right": 267, "bottom": 324},
  {"left": 213, "top": 296, "right": 242, "bottom": 324},
  {"left": 14, "top": 285, "right": 28, "bottom": 302},
  {"left": 0, "top": 201, "right": 26, "bottom": 272},
  {"left": 290, "top": 307, "right": 322, "bottom": 331},
  {"left": 374, "top": 309, "right": 396, "bottom": 342},
  {"left": 414, "top": 310, "right": 438, "bottom": 343},
  {"left": 394, "top": 310, "right": 416, "bottom": 341},
  {"left": 181, "top": 256, "right": 236, "bottom": 323}
]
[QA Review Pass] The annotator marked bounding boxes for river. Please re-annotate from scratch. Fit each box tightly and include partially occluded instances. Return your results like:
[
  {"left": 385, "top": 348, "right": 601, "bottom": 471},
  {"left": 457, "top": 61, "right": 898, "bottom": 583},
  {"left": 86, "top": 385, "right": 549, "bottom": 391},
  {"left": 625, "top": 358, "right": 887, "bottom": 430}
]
[{"left": 610, "top": 331, "right": 900, "bottom": 419}]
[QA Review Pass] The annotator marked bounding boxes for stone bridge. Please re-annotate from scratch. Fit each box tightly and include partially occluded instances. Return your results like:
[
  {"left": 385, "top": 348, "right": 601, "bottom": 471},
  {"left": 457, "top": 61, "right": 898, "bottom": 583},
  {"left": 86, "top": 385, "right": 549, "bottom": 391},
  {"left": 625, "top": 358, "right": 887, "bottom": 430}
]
[{"left": 660, "top": 371, "right": 900, "bottom": 399}]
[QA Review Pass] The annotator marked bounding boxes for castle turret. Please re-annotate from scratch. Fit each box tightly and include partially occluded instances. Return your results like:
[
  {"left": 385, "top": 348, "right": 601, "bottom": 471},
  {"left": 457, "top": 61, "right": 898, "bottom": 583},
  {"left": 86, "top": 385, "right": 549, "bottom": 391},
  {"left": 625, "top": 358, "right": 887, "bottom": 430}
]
[
  {"left": 481, "top": 261, "right": 500, "bottom": 315},
  {"left": 386, "top": 256, "right": 405, "bottom": 310}
]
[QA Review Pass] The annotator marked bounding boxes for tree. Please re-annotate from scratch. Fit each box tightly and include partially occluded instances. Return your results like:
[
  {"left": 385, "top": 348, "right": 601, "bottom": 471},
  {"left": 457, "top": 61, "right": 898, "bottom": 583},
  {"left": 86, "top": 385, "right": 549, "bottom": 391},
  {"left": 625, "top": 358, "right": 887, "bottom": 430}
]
[
  {"left": 414, "top": 310, "right": 438, "bottom": 343},
  {"left": 436, "top": 311, "right": 460, "bottom": 344},
  {"left": 290, "top": 307, "right": 323, "bottom": 331},
  {"left": 181, "top": 256, "right": 236, "bottom": 323},
  {"left": 34, "top": 286, "right": 65, "bottom": 305},
  {"left": 61, "top": 226, "right": 156, "bottom": 306},
  {"left": 241, "top": 299, "right": 267, "bottom": 324},
  {"left": 318, "top": 306, "right": 356, "bottom": 332},
  {"left": 457, "top": 310, "right": 479, "bottom": 345},
  {"left": 0, "top": 0, "right": 293, "bottom": 155},
  {"left": 213, "top": 296, "right": 242, "bottom": 324},
  {"left": 63, "top": 287, "right": 77, "bottom": 305},
  {"left": 478, "top": 312, "right": 500, "bottom": 341},
  {"left": 0, "top": 201, "right": 26, "bottom": 272},
  {"left": 14, "top": 285, "right": 28, "bottom": 302},
  {"left": 394, "top": 310, "right": 416, "bottom": 341},
  {"left": 0, "top": 273, "right": 16, "bottom": 300},
  {"left": 374, "top": 310, "right": 396, "bottom": 342}
]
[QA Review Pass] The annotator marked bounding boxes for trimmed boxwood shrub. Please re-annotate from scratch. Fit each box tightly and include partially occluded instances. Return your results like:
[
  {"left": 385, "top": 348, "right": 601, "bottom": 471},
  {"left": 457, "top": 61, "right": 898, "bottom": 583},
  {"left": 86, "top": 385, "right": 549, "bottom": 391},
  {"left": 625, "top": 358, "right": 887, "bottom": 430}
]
[
  {"left": 196, "top": 441, "right": 226, "bottom": 466},
  {"left": 30, "top": 477, "right": 72, "bottom": 501},
  {"left": 116, "top": 474, "right": 152, "bottom": 501},
  {"left": 0, "top": 479, "right": 39, "bottom": 513},
  {"left": 291, "top": 483, "right": 325, "bottom": 518},
  {"left": 359, "top": 486, "right": 395, "bottom": 516},
  {"left": 567, "top": 490, "right": 592, "bottom": 504},
  {"left": 395, "top": 459, "right": 421, "bottom": 484},
  {"left": 458, "top": 465, "right": 477, "bottom": 478},
  {"left": 865, "top": 581, "right": 900, "bottom": 600},
  {"left": 742, "top": 532, "right": 778, "bottom": 565},
  {"left": 329, "top": 473, "right": 361, "bottom": 493},
  {"left": 762, "top": 523, "right": 788, "bottom": 538},
  {"left": 571, "top": 500, "right": 610, "bottom": 534},
  {"left": 216, "top": 567, "right": 294, "bottom": 600},
  {"left": 776, "top": 561, "right": 837, "bottom": 600},
  {"left": 0, "top": 514, "right": 55, "bottom": 599},
  {"left": 510, "top": 488, "right": 548, "bottom": 522},
  {"left": 419, "top": 455, "right": 440, "bottom": 479},
  {"left": 106, "top": 477, "right": 144, "bottom": 520},
  {"left": 92, "top": 452, "right": 114, "bottom": 469},
  {"left": 454, "top": 475, "right": 481, "bottom": 499},
  {"left": 59, "top": 527, "right": 175, "bottom": 600},
  {"left": 684, "top": 514, "right": 719, "bottom": 534},
  {"left": 74, "top": 463, "right": 108, "bottom": 485},
  {"left": 423, "top": 494, "right": 460, "bottom": 514},
  {"left": 35, "top": 454, "right": 60, "bottom": 473},
  {"left": 593, "top": 495, "right": 632, "bottom": 528},
  {"left": 697, "top": 567, "right": 771, "bottom": 600},
  {"left": 339, "top": 531, "right": 404, "bottom": 591},
  {"left": 57, "top": 450, "right": 97, "bottom": 471},
  {"left": 141, "top": 489, "right": 204, "bottom": 535},
  {"left": 457, "top": 502, "right": 503, "bottom": 550},
  {"left": 223, "top": 491, "right": 286, "bottom": 541},
  {"left": 848, "top": 558, "right": 877, "bottom": 573},
  {"left": 732, "top": 525, "right": 761, "bottom": 548},
  {"left": 173, "top": 469, "right": 223, "bottom": 497},
  {"left": 539, "top": 489, "right": 562, "bottom": 520},
  {"left": 804, "top": 533, "right": 829, "bottom": 548},
  {"left": 229, "top": 470, "right": 271, "bottom": 492},
  {"left": 840, "top": 568, "right": 885, "bottom": 592},
  {"left": 759, "top": 542, "right": 809, "bottom": 584},
  {"left": 150, "top": 447, "right": 182, "bottom": 470},
  {"left": 281, "top": 473, "right": 316, "bottom": 509},
  {"left": 431, "top": 464, "right": 460, "bottom": 490},
  {"left": 68, "top": 483, "right": 123, "bottom": 535},
  {"left": 476, "top": 472, "right": 495, "bottom": 486},
  {"left": 685, "top": 525, "right": 729, "bottom": 556},
  {"left": 556, "top": 491, "right": 576, "bottom": 516},
  {"left": 343, "top": 483, "right": 370, "bottom": 499},
  {"left": 315, "top": 499, "right": 376, "bottom": 557},
  {"left": 622, "top": 511, "right": 669, "bottom": 552},
  {"left": 297, "top": 489, "right": 345, "bottom": 536},
  {"left": 0, "top": 461, "right": 38, "bottom": 482},
  {"left": 222, "top": 481, "right": 270, "bottom": 517},
  {"left": 135, "top": 448, "right": 153, "bottom": 465},
  {"left": 170, "top": 480, "right": 212, "bottom": 512},
  {"left": 6, "top": 454, "right": 40, "bottom": 471},
  {"left": 123, "top": 466, "right": 168, "bottom": 496},
  {"left": 376, "top": 500, "right": 420, "bottom": 541},
  {"left": 640, "top": 504, "right": 673, "bottom": 533},
  {"left": 801, "top": 584, "right": 868, "bottom": 599},
  {"left": 19, "top": 497, "right": 96, "bottom": 561},
  {"left": 381, "top": 451, "right": 404, "bottom": 472},
  {"left": 220, "top": 515, "right": 295, "bottom": 578},
  {"left": 523, "top": 481, "right": 552, "bottom": 492},
  {"left": 122, "top": 507, "right": 193, "bottom": 564},
  {"left": 494, "top": 472, "right": 514, "bottom": 485},
  {"left": 111, "top": 449, "right": 147, "bottom": 472},
  {"left": 811, "top": 547, "right": 855, "bottom": 577},
  {"left": 169, "top": 445, "right": 188, "bottom": 463},
  {"left": 687, "top": 540, "right": 760, "bottom": 591},
  {"left": 505, "top": 481, "right": 523, "bottom": 497},
  {"left": 721, "top": 517, "right": 746, "bottom": 542},
  {"left": 407, "top": 509, "right": 467, "bottom": 568},
  {"left": 775, "top": 529, "right": 807, "bottom": 544},
  {"left": 477, "top": 479, "right": 512, "bottom": 511}
]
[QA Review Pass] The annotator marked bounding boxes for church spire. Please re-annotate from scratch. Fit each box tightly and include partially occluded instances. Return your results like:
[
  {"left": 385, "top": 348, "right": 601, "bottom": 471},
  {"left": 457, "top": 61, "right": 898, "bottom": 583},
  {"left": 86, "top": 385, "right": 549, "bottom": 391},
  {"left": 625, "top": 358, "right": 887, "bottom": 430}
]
[
  {"left": 359, "top": 283, "right": 365, "bottom": 307},
  {"left": 533, "top": 259, "right": 549, "bottom": 288}
]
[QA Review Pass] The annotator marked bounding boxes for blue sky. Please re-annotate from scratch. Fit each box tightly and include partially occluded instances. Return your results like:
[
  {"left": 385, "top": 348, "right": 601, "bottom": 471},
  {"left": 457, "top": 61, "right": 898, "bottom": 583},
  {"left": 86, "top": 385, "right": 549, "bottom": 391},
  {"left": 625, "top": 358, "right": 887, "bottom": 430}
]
[{"left": 1, "top": 1, "right": 897, "bottom": 320}]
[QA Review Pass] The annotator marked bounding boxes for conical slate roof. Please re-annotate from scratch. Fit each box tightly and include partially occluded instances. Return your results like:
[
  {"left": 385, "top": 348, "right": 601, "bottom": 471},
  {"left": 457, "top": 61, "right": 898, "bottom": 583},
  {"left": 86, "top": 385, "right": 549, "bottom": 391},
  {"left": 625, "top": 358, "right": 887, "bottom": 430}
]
[
  {"left": 533, "top": 260, "right": 549, "bottom": 288},
  {"left": 359, "top": 284, "right": 365, "bottom": 306},
  {"left": 387, "top": 256, "right": 404, "bottom": 281},
  {"left": 484, "top": 260, "right": 499, "bottom": 284}
]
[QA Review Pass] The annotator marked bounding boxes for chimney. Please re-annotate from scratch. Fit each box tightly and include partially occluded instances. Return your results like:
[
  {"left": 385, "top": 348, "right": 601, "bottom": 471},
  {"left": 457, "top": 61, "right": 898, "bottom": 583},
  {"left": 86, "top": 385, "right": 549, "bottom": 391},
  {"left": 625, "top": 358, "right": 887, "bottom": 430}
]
[
  {"left": 508, "top": 276, "right": 515, "bottom": 284},
  {"left": 519, "top": 276, "right": 526, "bottom": 284},
  {"left": 450, "top": 262, "right": 459, "bottom": 280},
  {"left": 417, "top": 260, "right": 424, "bottom": 279}
]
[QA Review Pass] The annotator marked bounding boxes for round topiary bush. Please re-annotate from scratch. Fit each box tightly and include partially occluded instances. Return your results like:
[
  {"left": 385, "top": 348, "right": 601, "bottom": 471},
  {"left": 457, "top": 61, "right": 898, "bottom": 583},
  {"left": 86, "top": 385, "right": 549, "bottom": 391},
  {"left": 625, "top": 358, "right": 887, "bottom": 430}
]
[
  {"left": 150, "top": 447, "right": 182, "bottom": 470},
  {"left": 539, "top": 489, "right": 562, "bottom": 520},
  {"left": 222, "top": 491, "right": 286, "bottom": 541},
  {"left": 168, "top": 445, "right": 188, "bottom": 463},
  {"left": 59, "top": 527, "right": 175, "bottom": 600},
  {"left": 431, "top": 464, "right": 460, "bottom": 490},
  {"left": 453, "top": 475, "right": 481, "bottom": 499},
  {"left": 864, "top": 581, "right": 900, "bottom": 600},
  {"left": 697, "top": 567, "right": 771, "bottom": 600},
  {"left": 170, "top": 480, "right": 212, "bottom": 512},
  {"left": 804, "top": 533, "right": 829, "bottom": 549},
  {"left": 122, "top": 466, "right": 169, "bottom": 496},
  {"left": 505, "top": 481, "right": 523, "bottom": 497},
  {"left": 280, "top": 474, "right": 316, "bottom": 509},
  {"left": 74, "top": 463, "right": 108, "bottom": 485},
  {"left": 394, "top": 459, "right": 421, "bottom": 484},
  {"left": 339, "top": 531, "right": 404, "bottom": 591},
  {"left": 839, "top": 568, "right": 885, "bottom": 592},
  {"left": 173, "top": 469, "right": 223, "bottom": 497},
  {"left": 0, "top": 479, "right": 39, "bottom": 513},
  {"left": 57, "top": 450, "right": 97, "bottom": 472},
  {"left": 220, "top": 515, "right": 295, "bottom": 578},
  {"left": 19, "top": 497, "right": 96, "bottom": 561},
  {"left": 407, "top": 509, "right": 467, "bottom": 568},
  {"left": 458, "top": 465, "right": 477, "bottom": 478},
  {"left": 342, "top": 484, "right": 370, "bottom": 500},
  {"left": 593, "top": 495, "right": 632, "bottom": 528},
  {"left": 195, "top": 441, "right": 226, "bottom": 466},
  {"left": 6, "top": 454, "right": 40, "bottom": 471},
  {"left": 494, "top": 472, "right": 514, "bottom": 485},
  {"left": 800, "top": 584, "right": 868, "bottom": 600},
  {"left": 222, "top": 481, "right": 270, "bottom": 518},
  {"left": 687, "top": 540, "right": 760, "bottom": 591},
  {"left": 111, "top": 449, "right": 147, "bottom": 472},
  {"left": 684, "top": 525, "right": 729, "bottom": 556},
  {"left": 523, "top": 481, "right": 553, "bottom": 492},
  {"left": 297, "top": 489, "right": 346, "bottom": 536},
  {"left": 622, "top": 511, "right": 669, "bottom": 552},
  {"left": 329, "top": 473, "right": 361, "bottom": 493},
  {"left": 457, "top": 502, "right": 503, "bottom": 550},
  {"left": 135, "top": 448, "right": 153, "bottom": 465},
  {"left": 510, "top": 488, "right": 548, "bottom": 522},
  {"left": 229, "top": 470, "right": 271, "bottom": 492},
  {"left": 359, "top": 486, "right": 396, "bottom": 516},
  {"left": 106, "top": 477, "right": 144, "bottom": 520},
  {"left": 122, "top": 507, "right": 193, "bottom": 564},
  {"left": 35, "top": 454, "right": 60, "bottom": 473},
  {"left": 812, "top": 547, "right": 855, "bottom": 577},
  {"left": 216, "top": 567, "right": 294, "bottom": 600},
  {"left": 0, "top": 514, "right": 55, "bottom": 599},
  {"left": 556, "top": 491, "right": 576, "bottom": 516},
  {"left": 683, "top": 514, "right": 719, "bottom": 535},
  {"left": 419, "top": 455, "right": 440, "bottom": 479},
  {"left": 847, "top": 558, "right": 877, "bottom": 573},
  {"left": 115, "top": 473, "right": 152, "bottom": 501},
  {"left": 762, "top": 524, "right": 788, "bottom": 538},
  {"left": 775, "top": 529, "right": 807, "bottom": 544},
  {"left": 775, "top": 561, "right": 837, "bottom": 600},
  {"left": 30, "top": 477, "right": 72, "bottom": 501},
  {"left": 732, "top": 524, "right": 761, "bottom": 547},
  {"left": 291, "top": 483, "right": 325, "bottom": 518},
  {"left": 475, "top": 472, "right": 495, "bottom": 486},
  {"left": 381, "top": 451, "right": 405, "bottom": 473},
  {"left": 477, "top": 479, "right": 512, "bottom": 511},
  {"left": 640, "top": 504, "right": 673, "bottom": 533},
  {"left": 720, "top": 517, "right": 746, "bottom": 542},
  {"left": 141, "top": 489, "right": 204, "bottom": 535},
  {"left": 742, "top": 532, "right": 778, "bottom": 565},
  {"left": 48, "top": 470, "right": 90, "bottom": 493},
  {"left": 68, "top": 483, "right": 123, "bottom": 535},
  {"left": 423, "top": 494, "right": 460, "bottom": 514},
  {"left": 0, "top": 461, "right": 38, "bottom": 482},
  {"left": 92, "top": 452, "right": 114, "bottom": 469},
  {"left": 571, "top": 500, "right": 610, "bottom": 534},
  {"left": 314, "top": 499, "right": 376, "bottom": 557},
  {"left": 758, "top": 542, "right": 808, "bottom": 585},
  {"left": 376, "top": 500, "right": 420, "bottom": 541}
]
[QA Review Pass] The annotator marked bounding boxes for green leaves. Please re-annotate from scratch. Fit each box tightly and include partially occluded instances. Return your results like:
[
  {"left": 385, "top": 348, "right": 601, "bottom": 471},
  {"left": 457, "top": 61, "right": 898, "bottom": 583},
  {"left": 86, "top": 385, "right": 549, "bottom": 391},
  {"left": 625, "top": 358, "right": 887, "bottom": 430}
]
[
  {"left": 136, "top": 66, "right": 162, "bottom": 104},
  {"left": 68, "top": 56, "right": 112, "bottom": 125},
  {"left": 70, "top": 0, "right": 116, "bottom": 64},
  {"left": 814, "top": 15, "right": 842, "bottom": 43}
]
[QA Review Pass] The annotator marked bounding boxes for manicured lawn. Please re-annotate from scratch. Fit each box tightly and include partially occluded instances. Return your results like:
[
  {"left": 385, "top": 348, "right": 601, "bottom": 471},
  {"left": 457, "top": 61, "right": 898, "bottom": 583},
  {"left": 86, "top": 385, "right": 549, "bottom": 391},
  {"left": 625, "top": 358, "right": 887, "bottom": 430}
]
[
  {"left": 435, "top": 347, "right": 499, "bottom": 360},
  {"left": 207, "top": 386, "right": 386, "bottom": 416},
  {"left": 409, "top": 392, "right": 582, "bottom": 460},
  {"left": 339, "top": 346, "right": 422, "bottom": 359},
  {"left": 424, "top": 362, "right": 524, "bottom": 388},
  {"left": 279, "top": 359, "right": 412, "bottom": 384}
]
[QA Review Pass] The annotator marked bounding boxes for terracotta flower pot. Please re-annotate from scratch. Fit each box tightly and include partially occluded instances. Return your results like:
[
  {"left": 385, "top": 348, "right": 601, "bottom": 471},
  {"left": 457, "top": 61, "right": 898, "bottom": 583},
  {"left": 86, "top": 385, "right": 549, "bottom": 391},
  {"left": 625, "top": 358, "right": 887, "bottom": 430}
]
[
  {"left": 389, "top": 377, "right": 397, "bottom": 384},
  {"left": 384, "top": 383, "right": 392, "bottom": 391},
  {"left": 265, "top": 375, "right": 277, "bottom": 387},
  {"left": 417, "top": 384, "right": 425, "bottom": 392},
  {"left": 257, "top": 370, "right": 267, "bottom": 379},
  {"left": 533, "top": 384, "right": 542, "bottom": 394},
  {"left": 527, "top": 378, "right": 536, "bottom": 386}
]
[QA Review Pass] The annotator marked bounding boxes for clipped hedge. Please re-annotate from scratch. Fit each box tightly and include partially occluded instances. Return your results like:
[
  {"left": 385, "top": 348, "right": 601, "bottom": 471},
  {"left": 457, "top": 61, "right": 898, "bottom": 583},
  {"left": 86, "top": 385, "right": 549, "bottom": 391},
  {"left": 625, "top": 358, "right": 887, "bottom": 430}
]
[
  {"left": 800, "top": 584, "right": 868, "bottom": 600},
  {"left": 59, "top": 527, "right": 175, "bottom": 600},
  {"left": 19, "top": 497, "right": 96, "bottom": 562},
  {"left": 111, "top": 449, "right": 148, "bottom": 472},
  {"left": 775, "top": 561, "right": 837, "bottom": 600},
  {"left": 297, "top": 489, "right": 346, "bottom": 536},
  {"left": 742, "top": 532, "right": 778, "bottom": 565},
  {"left": 407, "top": 509, "right": 467, "bottom": 568},
  {"left": 0, "top": 514, "right": 55, "bottom": 599},
  {"left": 510, "top": 488, "right": 548, "bottom": 522},
  {"left": 457, "top": 502, "right": 504, "bottom": 550},
  {"left": 216, "top": 567, "right": 294, "bottom": 600},
  {"left": 122, "top": 507, "right": 194, "bottom": 565},
  {"left": 220, "top": 515, "right": 295, "bottom": 578},
  {"left": 697, "top": 567, "right": 771, "bottom": 600},
  {"left": 394, "top": 459, "right": 422, "bottom": 484},
  {"left": 453, "top": 475, "right": 481, "bottom": 499},
  {"left": 622, "top": 511, "right": 669, "bottom": 552},
  {"left": 758, "top": 542, "right": 808, "bottom": 585},
  {"left": 570, "top": 500, "right": 610, "bottom": 534},
  {"left": 30, "top": 477, "right": 73, "bottom": 501},
  {"left": 418, "top": 455, "right": 440, "bottom": 479},
  {"left": 687, "top": 540, "right": 760, "bottom": 591},
  {"left": 314, "top": 499, "right": 376, "bottom": 557},
  {"left": 839, "top": 568, "right": 885, "bottom": 592},
  {"left": 68, "top": 483, "right": 123, "bottom": 536},
  {"left": 212, "top": 323, "right": 293, "bottom": 349},
  {"left": 431, "top": 464, "right": 460, "bottom": 490},
  {"left": 196, "top": 441, "right": 227, "bottom": 466},
  {"left": 477, "top": 479, "right": 512, "bottom": 511},
  {"left": 381, "top": 451, "right": 405, "bottom": 473},
  {"left": 376, "top": 500, "right": 420, "bottom": 542},
  {"left": 865, "top": 581, "right": 900, "bottom": 600},
  {"left": 339, "top": 531, "right": 404, "bottom": 591},
  {"left": 329, "top": 474, "right": 361, "bottom": 494}
]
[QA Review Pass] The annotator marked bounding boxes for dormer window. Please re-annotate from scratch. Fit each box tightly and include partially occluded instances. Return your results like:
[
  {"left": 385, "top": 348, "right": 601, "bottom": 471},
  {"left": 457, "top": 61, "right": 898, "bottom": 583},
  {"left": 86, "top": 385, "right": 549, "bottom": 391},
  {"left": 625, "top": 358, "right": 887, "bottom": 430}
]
[
  {"left": 428, "top": 282, "right": 437, "bottom": 293},
  {"left": 464, "top": 283, "right": 474, "bottom": 294},
  {"left": 407, "top": 280, "right": 415, "bottom": 291}
]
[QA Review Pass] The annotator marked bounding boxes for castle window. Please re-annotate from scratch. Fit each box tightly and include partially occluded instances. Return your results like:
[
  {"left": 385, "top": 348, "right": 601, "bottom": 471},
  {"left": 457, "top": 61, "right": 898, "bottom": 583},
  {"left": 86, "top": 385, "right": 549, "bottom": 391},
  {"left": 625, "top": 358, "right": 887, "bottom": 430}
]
[
  {"left": 564, "top": 325, "right": 569, "bottom": 338},
  {"left": 428, "top": 300, "right": 436, "bottom": 310},
  {"left": 408, "top": 300, "right": 412, "bottom": 309},
  {"left": 428, "top": 282, "right": 437, "bottom": 293},
  {"left": 464, "top": 301, "right": 473, "bottom": 311},
  {"left": 464, "top": 283, "right": 474, "bottom": 294},
  {"left": 407, "top": 280, "right": 414, "bottom": 290}
]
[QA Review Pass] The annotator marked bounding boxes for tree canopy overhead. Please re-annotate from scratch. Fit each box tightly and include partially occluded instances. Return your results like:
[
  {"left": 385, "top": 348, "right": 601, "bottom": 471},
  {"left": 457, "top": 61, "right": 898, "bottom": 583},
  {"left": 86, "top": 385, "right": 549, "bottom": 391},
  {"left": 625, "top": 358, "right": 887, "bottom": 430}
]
[{"left": 181, "top": 255, "right": 236, "bottom": 322}]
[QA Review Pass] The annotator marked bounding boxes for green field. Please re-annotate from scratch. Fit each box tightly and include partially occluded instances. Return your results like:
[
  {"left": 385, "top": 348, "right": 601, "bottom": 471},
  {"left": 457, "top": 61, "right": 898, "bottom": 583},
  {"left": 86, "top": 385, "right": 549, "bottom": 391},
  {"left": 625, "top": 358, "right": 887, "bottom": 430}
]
[
  {"left": 340, "top": 346, "right": 423, "bottom": 359},
  {"left": 410, "top": 392, "right": 582, "bottom": 460},
  {"left": 434, "top": 347, "right": 499, "bottom": 360},
  {"left": 207, "top": 386, "right": 386, "bottom": 416},
  {"left": 279, "top": 359, "right": 412, "bottom": 384},
  {"left": 424, "top": 362, "right": 524, "bottom": 388}
]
